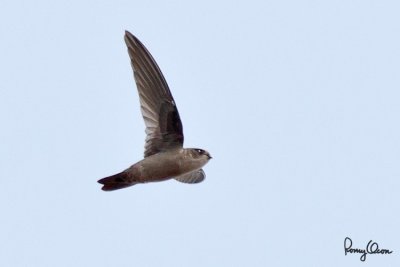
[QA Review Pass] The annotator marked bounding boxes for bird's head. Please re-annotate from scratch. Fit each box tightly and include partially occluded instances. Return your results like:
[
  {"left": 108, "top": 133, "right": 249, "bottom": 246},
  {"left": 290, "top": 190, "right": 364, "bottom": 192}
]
[{"left": 189, "top": 148, "right": 212, "bottom": 161}]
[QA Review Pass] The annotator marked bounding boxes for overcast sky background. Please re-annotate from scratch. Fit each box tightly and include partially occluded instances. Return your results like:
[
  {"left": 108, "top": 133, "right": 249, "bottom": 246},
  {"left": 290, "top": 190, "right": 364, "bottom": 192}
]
[{"left": 1, "top": 0, "right": 399, "bottom": 266}]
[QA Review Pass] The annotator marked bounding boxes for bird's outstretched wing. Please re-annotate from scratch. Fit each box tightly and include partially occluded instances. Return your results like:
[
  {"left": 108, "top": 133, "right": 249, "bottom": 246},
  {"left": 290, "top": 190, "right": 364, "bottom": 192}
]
[{"left": 124, "top": 31, "right": 184, "bottom": 157}]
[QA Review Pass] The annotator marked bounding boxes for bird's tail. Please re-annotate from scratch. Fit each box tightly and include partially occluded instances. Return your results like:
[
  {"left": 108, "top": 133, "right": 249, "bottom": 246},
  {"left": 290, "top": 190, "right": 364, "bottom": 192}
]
[{"left": 98, "top": 171, "right": 137, "bottom": 191}]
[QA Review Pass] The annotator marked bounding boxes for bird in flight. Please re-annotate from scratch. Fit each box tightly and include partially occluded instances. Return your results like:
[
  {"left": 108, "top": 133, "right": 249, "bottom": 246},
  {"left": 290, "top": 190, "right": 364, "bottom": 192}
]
[{"left": 98, "top": 31, "right": 212, "bottom": 191}]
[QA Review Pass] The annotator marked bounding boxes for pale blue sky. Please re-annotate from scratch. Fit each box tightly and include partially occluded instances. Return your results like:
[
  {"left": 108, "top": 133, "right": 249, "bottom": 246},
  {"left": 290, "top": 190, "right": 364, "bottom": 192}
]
[{"left": 1, "top": 0, "right": 399, "bottom": 266}]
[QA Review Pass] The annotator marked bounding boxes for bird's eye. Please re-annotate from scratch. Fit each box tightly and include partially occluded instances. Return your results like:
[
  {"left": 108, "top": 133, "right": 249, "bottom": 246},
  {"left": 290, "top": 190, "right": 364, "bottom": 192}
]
[{"left": 197, "top": 149, "right": 203, "bottom": 154}]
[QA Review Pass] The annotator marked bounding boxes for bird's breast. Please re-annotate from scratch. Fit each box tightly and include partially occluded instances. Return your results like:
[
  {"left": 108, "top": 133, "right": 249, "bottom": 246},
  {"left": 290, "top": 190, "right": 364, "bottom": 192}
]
[{"left": 134, "top": 152, "right": 187, "bottom": 181}]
